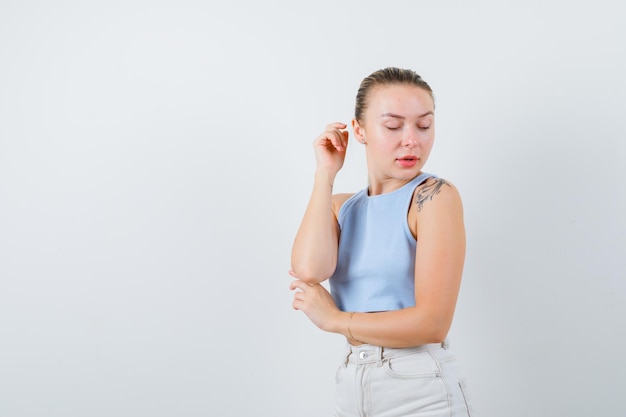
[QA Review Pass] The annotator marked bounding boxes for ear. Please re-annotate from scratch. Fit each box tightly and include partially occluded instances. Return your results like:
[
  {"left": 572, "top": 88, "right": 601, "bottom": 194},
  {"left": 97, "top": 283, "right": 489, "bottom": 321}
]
[{"left": 352, "top": 119, "right": 366, "bottom": 143}]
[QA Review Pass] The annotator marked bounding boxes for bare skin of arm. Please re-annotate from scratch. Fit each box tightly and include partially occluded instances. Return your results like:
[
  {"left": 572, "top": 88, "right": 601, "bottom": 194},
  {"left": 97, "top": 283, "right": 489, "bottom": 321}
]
[
  {"left": 290, "top": 178, "right": 466, "bottom": 348},
  {"left": 290, "top": 123, "right": 350, "bottom": 283}
]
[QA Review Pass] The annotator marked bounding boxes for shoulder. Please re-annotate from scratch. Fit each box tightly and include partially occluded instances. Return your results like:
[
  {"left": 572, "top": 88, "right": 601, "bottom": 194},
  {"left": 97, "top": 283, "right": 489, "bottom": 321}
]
[
  {"left": 413, "top": 176, "right": 462, "bottom": 213},
  {"left": 331, "top": 193, "right": 355, "bottom": 219},
  {"left": 410, "top": 177, "right": 465, "bottom": 240}
]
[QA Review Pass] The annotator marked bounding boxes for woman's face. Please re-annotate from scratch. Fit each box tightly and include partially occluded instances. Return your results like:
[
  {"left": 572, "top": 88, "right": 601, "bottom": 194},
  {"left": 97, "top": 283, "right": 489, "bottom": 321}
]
[{"left": 353, "top": 84, "right": 435, "bottom": 192}]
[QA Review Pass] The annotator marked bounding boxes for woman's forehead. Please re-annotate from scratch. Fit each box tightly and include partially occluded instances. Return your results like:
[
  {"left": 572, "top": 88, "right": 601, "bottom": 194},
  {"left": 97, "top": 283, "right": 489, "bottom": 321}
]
[{"left": 366, "top": 84, "right": 434, "bottom": 116}]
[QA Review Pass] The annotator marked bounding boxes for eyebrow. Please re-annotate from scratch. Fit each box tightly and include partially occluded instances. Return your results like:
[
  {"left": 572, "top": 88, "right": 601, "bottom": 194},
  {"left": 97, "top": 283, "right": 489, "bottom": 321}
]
[{"left": 380, "top": 111, "right": 434, "bottom": 119}]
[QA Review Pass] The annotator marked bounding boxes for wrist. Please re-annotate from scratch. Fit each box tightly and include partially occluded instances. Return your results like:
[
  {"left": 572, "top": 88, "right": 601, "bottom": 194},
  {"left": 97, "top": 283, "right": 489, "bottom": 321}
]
[
  {"left": 346, "top": 311, "right": 362, "bottom": 343},
  {"left": 314, "top": 169, "right": 337, "bottom": 188},
  {"left": 325, "top": 310, "right": 348, "bottom": 335},
  {"left": 330, "top": 311, "right": 362, "bottom": 343}
]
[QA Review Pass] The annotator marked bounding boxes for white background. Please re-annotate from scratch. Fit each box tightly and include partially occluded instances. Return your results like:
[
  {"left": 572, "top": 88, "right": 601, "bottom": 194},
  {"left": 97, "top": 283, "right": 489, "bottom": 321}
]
[{"left": 1, "top": 1, "right": 624, "bottom": 416}]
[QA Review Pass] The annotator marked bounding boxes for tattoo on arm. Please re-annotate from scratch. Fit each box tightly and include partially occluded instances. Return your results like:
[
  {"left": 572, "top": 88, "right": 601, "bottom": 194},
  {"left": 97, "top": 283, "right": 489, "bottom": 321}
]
[{"left": 414, "top": 178, "right": 450, "bottom": 212}]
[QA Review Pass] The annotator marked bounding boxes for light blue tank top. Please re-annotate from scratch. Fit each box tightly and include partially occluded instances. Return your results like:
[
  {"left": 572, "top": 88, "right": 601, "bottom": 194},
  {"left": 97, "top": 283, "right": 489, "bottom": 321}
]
[{"left": 329, "top": 172, "right": 435, "bottom": 312}]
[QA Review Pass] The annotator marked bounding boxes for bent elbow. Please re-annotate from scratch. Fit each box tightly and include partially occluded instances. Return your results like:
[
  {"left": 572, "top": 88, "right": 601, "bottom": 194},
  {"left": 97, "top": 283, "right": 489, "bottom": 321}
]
[
  {"left": 429, "top": 320, "right": 453, "bottom": 344},
  {"left": 413, "top": 314, "right": 452, "bottom": 345},
  {"left": 428, "top": 329, "right": 449, "bottom": 345},
  {"left": 290, "top": 265, "right": 335, "bottom": 284}
]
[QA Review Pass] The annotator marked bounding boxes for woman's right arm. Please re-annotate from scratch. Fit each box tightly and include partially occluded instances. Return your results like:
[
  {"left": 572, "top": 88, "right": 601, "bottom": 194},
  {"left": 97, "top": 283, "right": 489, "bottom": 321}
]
[{"left": 290, "top": 122, "right": 349, "bottom": 284}]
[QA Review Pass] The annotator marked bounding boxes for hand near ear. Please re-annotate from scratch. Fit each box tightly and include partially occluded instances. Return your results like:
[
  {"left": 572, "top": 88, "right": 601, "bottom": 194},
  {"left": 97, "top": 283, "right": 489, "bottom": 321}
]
[{"left": 313, "top": 122, "right": 349, "bottom": 176}]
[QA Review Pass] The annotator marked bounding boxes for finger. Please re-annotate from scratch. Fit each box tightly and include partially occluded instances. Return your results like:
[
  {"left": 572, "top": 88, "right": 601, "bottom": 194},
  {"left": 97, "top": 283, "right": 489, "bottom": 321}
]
[
  {"left": 325, "top": 122, "right": 347, "bottom": 131},
  {"left": 341, "top": 130, "right": 349, "bottom": 149},
  {"left": 333, "top": 129, "right": 349, "bottom": 151},
  {"left": 316, "top": 129, "right": 344, "bottom": 151},
  {"left": 323, "top": 129, "right": 346, "bottom": 152},
  {"left": 288, "top": 269, "right": 298, "bottom": 278},
  {"left": 320, "top": 122, "right": 348, "bottom": 151},
  {"left": 289, "top": 279, "right": 306, "bottom": 291}
]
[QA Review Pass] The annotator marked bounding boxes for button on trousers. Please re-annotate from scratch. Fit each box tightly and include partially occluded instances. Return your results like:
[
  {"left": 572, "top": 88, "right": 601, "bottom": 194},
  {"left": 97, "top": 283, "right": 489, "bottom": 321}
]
[{"left": 334, "top": 340, "right": 474, "bottom": 417}]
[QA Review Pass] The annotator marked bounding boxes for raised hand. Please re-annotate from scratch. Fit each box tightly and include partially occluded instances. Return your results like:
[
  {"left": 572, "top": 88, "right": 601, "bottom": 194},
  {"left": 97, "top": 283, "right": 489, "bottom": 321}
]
[{"left": 313, "top": 122, "right": 350, "bottom": 175}]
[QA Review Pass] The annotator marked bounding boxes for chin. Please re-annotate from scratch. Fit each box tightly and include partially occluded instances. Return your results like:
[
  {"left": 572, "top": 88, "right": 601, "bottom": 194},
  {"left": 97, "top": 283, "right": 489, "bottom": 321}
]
[{"left": 396, "top": 168, "right": 422, "bottom": 179}]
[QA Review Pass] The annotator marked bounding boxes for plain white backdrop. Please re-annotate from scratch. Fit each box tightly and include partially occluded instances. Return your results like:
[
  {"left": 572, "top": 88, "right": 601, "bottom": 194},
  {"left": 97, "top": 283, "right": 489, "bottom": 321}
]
[{"left": 1, "top": 1, "right": 624, "bottom": 416}]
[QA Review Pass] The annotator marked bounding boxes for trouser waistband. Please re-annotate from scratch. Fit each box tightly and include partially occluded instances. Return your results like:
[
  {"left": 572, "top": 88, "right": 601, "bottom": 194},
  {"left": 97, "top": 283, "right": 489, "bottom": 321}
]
[{"left": 343, "top": 340, "right": 448, "bottom": 366}]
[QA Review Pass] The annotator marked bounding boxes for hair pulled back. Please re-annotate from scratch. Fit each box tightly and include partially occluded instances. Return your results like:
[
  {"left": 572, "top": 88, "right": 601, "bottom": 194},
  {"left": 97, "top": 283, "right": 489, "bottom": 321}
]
[{"left": 355, "top": 67, "right": 434, "bottom": 122}]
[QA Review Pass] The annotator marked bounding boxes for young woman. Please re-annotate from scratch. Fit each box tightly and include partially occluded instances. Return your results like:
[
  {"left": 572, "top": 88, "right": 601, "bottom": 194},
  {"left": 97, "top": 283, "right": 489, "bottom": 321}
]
[{"left": 290, "top": 67, "right": 473, "bottom": 416}]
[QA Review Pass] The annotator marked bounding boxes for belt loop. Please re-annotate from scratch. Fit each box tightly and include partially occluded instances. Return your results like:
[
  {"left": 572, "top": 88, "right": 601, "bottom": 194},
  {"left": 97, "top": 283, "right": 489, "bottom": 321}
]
[
  {"left": 343, "top": 346, "right": 351, "bottom": 367},
  {"left": 377, "top": 346, "right": 384, "bottom": 367},
  {"left": 442, "top": 339, "right": 449, "bottom": 350}
]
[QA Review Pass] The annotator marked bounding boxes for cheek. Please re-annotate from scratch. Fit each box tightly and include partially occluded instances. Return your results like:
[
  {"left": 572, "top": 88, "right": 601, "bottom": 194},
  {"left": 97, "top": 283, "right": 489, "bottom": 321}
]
[
  {"left": 420, "top": 135, "right": 435, "bottom": 153},
  {"left": 422, "top": 129, "right": 435, "bottom": 143}
]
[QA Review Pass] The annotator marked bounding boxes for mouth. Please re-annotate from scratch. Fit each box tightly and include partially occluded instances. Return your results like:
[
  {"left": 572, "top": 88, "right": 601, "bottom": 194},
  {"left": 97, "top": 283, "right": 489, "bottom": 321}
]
[{"left": 396, "top": 156, "right": 418, "bottom": 167}]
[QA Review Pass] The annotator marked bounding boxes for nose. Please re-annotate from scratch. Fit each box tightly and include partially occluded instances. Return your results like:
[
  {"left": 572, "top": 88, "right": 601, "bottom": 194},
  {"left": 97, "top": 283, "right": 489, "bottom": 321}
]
[{"left": 402, "top": 129, "right": 419, "bottom": 147}]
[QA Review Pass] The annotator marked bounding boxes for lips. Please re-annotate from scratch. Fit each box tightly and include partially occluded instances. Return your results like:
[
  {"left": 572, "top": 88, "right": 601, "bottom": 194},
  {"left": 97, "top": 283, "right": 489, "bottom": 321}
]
[{"left": 396, "top": 156, "right": 418, "bottom": 168}]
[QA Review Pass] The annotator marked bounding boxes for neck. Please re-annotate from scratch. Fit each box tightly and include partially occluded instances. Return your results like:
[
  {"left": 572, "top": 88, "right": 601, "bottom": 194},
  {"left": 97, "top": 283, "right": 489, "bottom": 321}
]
[{"left": 367, "top": 176, "right": 415, "bottom": 196}]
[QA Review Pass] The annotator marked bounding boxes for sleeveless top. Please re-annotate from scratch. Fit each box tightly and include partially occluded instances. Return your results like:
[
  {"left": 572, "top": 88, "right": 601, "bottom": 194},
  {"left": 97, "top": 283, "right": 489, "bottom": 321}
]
[{"left": 329, "top": 172, "right": 435, "bottom": 312}]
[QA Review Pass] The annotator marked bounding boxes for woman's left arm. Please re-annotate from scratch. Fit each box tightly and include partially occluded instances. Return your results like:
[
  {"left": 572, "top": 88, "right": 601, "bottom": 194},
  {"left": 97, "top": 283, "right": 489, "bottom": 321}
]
[{"left": 290, "top": 179, "right": 466, "bottom": 348}]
